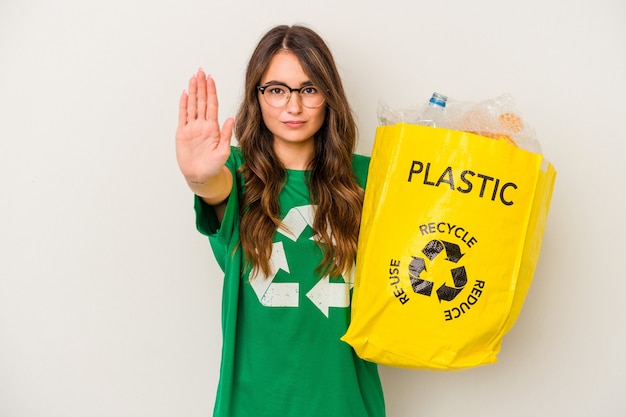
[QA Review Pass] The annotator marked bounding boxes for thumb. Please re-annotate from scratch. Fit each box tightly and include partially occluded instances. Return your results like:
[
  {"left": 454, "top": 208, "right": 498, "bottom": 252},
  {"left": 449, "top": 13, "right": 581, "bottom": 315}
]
[{"left": 219, "top": 117, "right": 235, "bottom": 149}]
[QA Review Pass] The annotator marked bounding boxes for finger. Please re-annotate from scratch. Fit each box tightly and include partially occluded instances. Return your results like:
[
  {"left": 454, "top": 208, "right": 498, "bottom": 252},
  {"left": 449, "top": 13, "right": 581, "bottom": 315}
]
[
  {"left": 206, "top": 74, "right": 219, "bottom": 123},
  {"left": 187, "top": 74, "right": 198, "bottom": 120},
  {"left": 177, "top": 90, "right": 188, "bottom": 128},
  {"left": 196, "top": 68, "right": 208, "bottom": 120},
  {"left": 219, "top": 117, "right": 235, "bottom": 151}
]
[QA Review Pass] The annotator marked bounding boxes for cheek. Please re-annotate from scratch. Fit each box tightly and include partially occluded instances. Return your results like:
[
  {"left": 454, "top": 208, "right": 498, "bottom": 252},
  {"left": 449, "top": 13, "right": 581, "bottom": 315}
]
[
  {"left": 311, "top": 107, "right": 327, "bottom": 129},
  {"left": 260, "top": 104, "right": 280, "bottom": 126}
]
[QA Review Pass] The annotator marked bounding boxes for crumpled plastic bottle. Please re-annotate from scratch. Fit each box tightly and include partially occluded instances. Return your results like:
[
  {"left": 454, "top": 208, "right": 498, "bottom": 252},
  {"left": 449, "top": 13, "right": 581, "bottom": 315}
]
[{"left": 417, "top": 92, "right": 448, "bottom": 127}]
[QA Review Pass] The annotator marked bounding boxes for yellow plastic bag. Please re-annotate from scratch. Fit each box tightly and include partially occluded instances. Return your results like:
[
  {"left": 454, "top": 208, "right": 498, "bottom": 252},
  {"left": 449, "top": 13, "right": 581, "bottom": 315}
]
[{"left": 342, "top": 123, "right": 556, "bottom": 370}]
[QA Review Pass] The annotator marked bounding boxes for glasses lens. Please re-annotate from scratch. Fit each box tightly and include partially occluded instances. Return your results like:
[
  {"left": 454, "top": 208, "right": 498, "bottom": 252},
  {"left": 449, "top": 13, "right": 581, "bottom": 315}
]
[
  {"left": 299, "top": 86, "right": 324, "bottom": 108},
  {"left": 264, "top": 85, "right": 289, "bottom": 107}
]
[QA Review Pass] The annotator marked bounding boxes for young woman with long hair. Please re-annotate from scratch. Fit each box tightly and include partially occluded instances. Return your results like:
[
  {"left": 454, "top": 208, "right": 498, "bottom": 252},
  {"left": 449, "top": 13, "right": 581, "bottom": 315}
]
[{"left": 176, "top": 24, "right": 385, "bottom": 417}]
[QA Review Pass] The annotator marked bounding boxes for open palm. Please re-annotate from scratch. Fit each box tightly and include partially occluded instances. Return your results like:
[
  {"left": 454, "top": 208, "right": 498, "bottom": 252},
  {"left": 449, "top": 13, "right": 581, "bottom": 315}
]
[{"left": 175, "top": 69, "right": 234, "bottom": 183}]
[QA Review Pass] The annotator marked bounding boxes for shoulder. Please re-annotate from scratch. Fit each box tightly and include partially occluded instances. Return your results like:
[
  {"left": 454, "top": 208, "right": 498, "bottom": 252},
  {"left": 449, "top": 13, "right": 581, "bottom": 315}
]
[
  {"left": 227, "top": 146, "right": 245, "bottom": 169},
  {"left": 351, "top": 153, "right": 371, "bottom": 187},
  {"left": 225, "top": 147, "right": 247, "bottom": 185}
]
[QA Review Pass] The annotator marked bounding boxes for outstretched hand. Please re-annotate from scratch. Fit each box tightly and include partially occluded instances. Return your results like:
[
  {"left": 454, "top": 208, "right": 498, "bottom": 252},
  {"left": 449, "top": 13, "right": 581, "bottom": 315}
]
[{"left": 176, "top": 69, "right": 234, "bottom": 184}]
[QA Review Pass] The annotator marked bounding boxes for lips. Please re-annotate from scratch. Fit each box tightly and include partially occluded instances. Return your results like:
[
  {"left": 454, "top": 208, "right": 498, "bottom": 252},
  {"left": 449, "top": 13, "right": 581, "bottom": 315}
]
[{"left": 283, "top": 120, "right": 306, "bottom": 128}]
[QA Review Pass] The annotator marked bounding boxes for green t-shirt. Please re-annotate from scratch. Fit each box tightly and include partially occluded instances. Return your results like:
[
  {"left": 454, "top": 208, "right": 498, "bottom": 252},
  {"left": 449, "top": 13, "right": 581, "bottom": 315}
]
[{"left": 195, "top": 147, "right": 385, "bottom": 417}]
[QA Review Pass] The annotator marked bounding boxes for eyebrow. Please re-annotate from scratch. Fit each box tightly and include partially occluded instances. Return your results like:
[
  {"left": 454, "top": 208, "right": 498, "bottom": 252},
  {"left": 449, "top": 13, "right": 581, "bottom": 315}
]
[{"left": 261, "top": 80, "right": 315, "bottom": 87}]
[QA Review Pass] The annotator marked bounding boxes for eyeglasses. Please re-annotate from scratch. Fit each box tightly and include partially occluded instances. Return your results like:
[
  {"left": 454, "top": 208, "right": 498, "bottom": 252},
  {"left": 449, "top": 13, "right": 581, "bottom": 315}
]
[{"left": 257, "top": 83, "right": 325, "bottom": 108}]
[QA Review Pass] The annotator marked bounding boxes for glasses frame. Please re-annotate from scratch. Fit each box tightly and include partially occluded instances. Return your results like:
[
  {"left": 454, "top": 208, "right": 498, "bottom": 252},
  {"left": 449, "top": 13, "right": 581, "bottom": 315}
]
[{"left": 256, "top": 82, "right": 326, "bottom": 109}]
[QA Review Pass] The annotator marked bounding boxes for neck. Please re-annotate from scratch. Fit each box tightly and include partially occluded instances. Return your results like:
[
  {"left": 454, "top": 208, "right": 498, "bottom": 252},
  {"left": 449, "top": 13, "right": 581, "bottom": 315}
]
[{"left": 274, "top": 141, "right": 314, "bottom": 170}]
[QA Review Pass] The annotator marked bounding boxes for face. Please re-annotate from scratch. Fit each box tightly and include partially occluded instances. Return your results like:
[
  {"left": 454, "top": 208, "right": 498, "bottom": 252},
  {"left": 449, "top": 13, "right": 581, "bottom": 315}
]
[{"left": 258, "top": 51, "right": 326, "bottom": 161}]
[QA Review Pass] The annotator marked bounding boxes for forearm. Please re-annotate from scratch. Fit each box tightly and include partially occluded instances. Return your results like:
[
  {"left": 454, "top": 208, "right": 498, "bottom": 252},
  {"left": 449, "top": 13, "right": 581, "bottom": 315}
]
[{"left": 186, "top": 165, "right": 233, "bottom": 206}]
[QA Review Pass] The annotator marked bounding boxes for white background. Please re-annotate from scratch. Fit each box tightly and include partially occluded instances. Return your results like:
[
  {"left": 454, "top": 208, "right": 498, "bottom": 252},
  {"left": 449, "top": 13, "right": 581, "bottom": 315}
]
[{"left": 1, "top": 0, "right": 625, "bottom": 416}]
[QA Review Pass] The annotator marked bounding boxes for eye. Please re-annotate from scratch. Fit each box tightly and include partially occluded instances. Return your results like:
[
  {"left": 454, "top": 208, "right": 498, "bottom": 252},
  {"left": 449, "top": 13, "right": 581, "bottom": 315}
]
[
  {"left": 301, "top": 86, "right": 319, "bottom": 95},
  {"left": 268, "top": 85, "right": 288, "bottom": 95}
]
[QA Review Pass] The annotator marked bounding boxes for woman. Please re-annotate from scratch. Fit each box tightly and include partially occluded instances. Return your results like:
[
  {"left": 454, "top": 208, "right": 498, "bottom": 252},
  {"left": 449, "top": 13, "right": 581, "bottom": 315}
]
[{"left": 176, "top": 24, "right": 385, "bottom": 417}]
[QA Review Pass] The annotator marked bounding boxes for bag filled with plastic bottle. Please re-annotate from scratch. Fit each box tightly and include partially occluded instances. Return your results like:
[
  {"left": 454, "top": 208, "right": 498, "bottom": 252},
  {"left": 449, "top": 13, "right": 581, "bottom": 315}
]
[{"left": 341, "top": 94, "right": 556, "bottom": 370}]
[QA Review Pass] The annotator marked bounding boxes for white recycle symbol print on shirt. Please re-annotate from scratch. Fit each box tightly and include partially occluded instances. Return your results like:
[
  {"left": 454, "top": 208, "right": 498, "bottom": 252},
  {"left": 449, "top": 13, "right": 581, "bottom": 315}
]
[{"left": 249, "top": 204, "right": 354, "bottom": 317}]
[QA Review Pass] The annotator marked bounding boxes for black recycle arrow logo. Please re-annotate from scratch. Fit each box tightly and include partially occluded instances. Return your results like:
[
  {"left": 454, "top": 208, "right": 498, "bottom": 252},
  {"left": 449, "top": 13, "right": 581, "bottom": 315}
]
[{"left": 408, "top": 240, "right": 468, "bottom": 302}]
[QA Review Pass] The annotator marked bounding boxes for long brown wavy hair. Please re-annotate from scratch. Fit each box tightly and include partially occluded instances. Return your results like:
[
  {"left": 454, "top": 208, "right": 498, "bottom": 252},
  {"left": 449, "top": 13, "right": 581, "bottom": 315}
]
[{"left": 235, "top": 25, "right": 364, "bottom": 279}]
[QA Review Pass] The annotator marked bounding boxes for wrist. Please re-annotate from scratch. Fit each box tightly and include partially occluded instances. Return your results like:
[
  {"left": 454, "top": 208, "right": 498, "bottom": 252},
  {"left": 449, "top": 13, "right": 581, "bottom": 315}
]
[{"left": 186, "top": 166, "right": 232, "bottom": 205}]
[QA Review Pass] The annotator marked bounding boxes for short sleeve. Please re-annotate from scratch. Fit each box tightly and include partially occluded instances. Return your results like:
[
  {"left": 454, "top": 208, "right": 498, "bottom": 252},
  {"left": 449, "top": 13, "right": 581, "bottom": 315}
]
[{"left": 193, "top": 148, "right": 245, "bottom": 270}]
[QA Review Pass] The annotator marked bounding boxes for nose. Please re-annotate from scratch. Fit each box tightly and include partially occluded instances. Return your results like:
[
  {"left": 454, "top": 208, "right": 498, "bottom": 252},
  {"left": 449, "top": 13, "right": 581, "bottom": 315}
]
[{"left": 285, "top": 91, "right": 304, "bottom": 113}]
